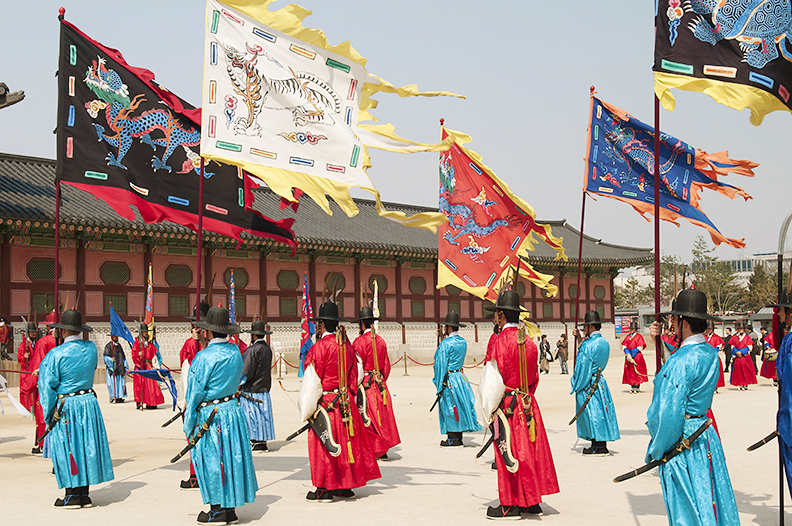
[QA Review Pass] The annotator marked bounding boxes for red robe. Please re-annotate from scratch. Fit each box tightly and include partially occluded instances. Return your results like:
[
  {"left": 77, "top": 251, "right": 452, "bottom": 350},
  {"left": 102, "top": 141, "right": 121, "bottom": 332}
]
[
  {"left": 16, "top": 337, "right": 37, "bottom": 410},
  {"left": 728, "top": 333, "right": 757, "bottom": 386},
  {"left": 760, "top": 332, "right": 778, "bottom": 380},
  {"left": 179, "top": 337, "right": 202, "bottom": 365},
  {"left": 305, "top": 332, "right": 381, "bottom": 490},
  {"left": 31, "top": 333, "right": 57, "bottom": 442},
  {"left": 705, "top": 333, "right": 726, "bottom": 388},
  {"left": 621, "top": 332, "right": 648, "bottom": 385},
  {"left": 486, "top": 326, "right": 560, "bottom": 508},
  {"left": 131, "top": 339, "right": 165, "bottom": 406},
  {"left": 353, "top": 330, "right": 401, "bottom": 457}
]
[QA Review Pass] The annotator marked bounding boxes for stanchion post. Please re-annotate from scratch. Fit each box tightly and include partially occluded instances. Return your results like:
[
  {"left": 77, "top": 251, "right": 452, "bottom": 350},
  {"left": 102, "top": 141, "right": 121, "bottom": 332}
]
[{"left": 403, "top": 349, "right": 408, "bottom": 377}]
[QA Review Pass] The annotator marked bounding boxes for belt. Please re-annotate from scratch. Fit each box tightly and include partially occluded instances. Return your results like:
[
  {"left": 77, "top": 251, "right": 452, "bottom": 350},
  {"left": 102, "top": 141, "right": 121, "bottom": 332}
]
[
  {"left": 322, "top": 389, "right": 340, "bottom": 395},
  {"left": 685, "top": 413, "right": 705, "bottom": 419},
  {"left": 198, "top": 393, "right": 238, "bottom": 408},
  {"left": 57, "top": 389, "right": 96, "bottom": 399},
  {"left": 449, "top": 368, "right": 462, "bottom": 373}
]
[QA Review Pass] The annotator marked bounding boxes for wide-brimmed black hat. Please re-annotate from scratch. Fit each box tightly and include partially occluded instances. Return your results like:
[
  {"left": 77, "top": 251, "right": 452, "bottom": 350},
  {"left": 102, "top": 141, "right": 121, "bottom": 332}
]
[
  {"left": 194, "top": 306, "right": 242, "bottom": 335},
  {"left": 25, "top": 321, "right": 39, "bottom": 332},
  {"left": 443, "top": 312, "right": 466, "bottom": 328},
  {"left": 707, "top": 320, "right": 715, "bottom": 329},
  {"left": 353, "top": 306, "right": 379, "bottom": 323},
  {"left": 485, "top": 290, "right": 529, "bottom": 314},
  {"left": 734, "top": 319, "right": 746, "bottom": 329},
  {"left": 768, "top": 292, "right": 792, "bottom": 309},
  {"left": 667, "top": 289, "right": 720, "bottom": 321},
  {"left": 629, "top": 320, "right": 638, "bottom": 329},
  {"left": 138, "top": 323, "right": 149, "bottom": 334},
  {"left": 50, "top": 309, "right": 93, "bottom": 333},
  {"left": 186, "top": 301, "right": 211, "bottom": 322},
  {"left": 310, "top": 301, "right": 347, "bottom": 323},
  {"left": 245, "top": 319, "right": 272, "bottom": 336},
  {"left": 581, "top": 310, "right": 602, "bottom": 326}
]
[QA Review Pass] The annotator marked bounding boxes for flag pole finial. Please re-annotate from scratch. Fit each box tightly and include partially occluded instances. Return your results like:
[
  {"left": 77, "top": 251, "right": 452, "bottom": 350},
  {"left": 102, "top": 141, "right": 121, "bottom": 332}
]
[
  {"left": 58, "top": 7, "right": 65, "bottom": 19},
  {"left": 439, "top": 118, "right": 444, "bottom": 126},
  {"left": 590, "top": 86, "right": 595, "bottom": 95}
]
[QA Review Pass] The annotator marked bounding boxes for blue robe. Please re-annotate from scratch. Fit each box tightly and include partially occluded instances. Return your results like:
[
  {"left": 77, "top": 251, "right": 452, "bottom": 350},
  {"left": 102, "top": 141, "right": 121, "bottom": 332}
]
[
  {"left": 777, "top": 330, "right": 792, "bottom": 499},
  {"left": 184, "top": 340, "right": 258, "bottom": 508},
  {"left": 38, "top": 338, "right": 114, "bottom": 489},
  {"left": 570, "top": 332, "right": 620, "bottom": 442},
  {"left": 432, "top": 333, "right": 480, "bottom": 434},
  {"left": 646, "top": 335, "right": 739, "bottom": 526},
  {"left": 103, "top": 345, "right": 127, "bottom": 400}
]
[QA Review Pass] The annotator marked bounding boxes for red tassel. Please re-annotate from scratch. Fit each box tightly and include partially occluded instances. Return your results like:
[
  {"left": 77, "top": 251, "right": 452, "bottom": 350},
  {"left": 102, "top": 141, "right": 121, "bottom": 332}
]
[
  {"left": 69, "top": 452, "right": 79, "bottom": 475},
  {"left": 453, "top": 405, "right": 459, "bottom": 422},
  {"left": 220, "top": 461, "right": 225, "bottom": 486}
]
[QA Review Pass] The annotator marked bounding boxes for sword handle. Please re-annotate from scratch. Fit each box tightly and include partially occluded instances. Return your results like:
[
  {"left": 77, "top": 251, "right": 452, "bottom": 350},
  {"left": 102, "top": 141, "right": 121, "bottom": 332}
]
[{"left": 286, "top": 422, "right": 311, "bottom": 441}]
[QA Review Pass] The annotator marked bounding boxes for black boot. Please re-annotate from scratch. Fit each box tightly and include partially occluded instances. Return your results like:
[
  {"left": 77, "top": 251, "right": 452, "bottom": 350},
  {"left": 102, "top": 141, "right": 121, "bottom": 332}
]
[
  {"left": 197, "top": 504, "right": 227, "bottom": 524},
  {"left": 486, "top": 504, "right": 520, "bottom": 519},
  {"left": 54, "top": 487, "right": 86, "bottom": 509},
  {"left": 180, "top": 476, "right": 200, "bottom": 490},
  {"left": 226, "top": 507, "right": 239, "bottom": 524}
]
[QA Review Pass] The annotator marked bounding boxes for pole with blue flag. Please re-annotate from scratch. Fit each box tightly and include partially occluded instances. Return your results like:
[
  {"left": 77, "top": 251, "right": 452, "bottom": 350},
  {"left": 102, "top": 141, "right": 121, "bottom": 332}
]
[
  {"left": 298, "top": 273, "right": 314, "bottom": 378},
  {"left": 109, "top": 303, "right": 134, "bottom": 347}
]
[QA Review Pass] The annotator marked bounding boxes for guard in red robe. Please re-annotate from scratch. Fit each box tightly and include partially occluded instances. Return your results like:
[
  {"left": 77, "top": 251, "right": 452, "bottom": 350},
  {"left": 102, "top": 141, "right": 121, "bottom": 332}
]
[
  {"left": 17, "top": 322, "right": 40, "bottom": 410},
  {"left": 30, "top": 322, "right": 59, "bottom": 454},
  {"left": 352, "top": 307, "right": 401, "bottom": 460},
  {"left": 760, "top": 330, "right": 778, "bottom": 382},
  {"left": 728, "top": 321, "right": 757, "bottom": 390},
  {"left": 299, "top": 301, "right": 381, "bottom": 501},
  {"left": 621, "top": 320, "right": 648, "bottom": 393},
  {"left": 704, "top": 321, "right": 726, "bottom": 389},
  {"left": 479, "top": 291, "right": 559, "bottom": 519},
  {"left": 131, "top": 324, "right": 164, "bottom": 409}
]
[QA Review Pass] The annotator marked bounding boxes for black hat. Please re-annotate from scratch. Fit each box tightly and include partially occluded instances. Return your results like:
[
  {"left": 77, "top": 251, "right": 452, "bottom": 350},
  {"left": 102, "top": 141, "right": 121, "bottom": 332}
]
[
  {"left": 629, "top": 320, "right": 638, "bottom": 329},
  {"left": 667, "top": 289, "right": 720, "bottom": 321},
  {"left": 486, "top": 290, "right": 529, "bottom": 313},
  {"left": 707, "top": 320, "right": 715, "bottom": 329},
  {"left": 187, "top": 301, "right": 211, "bottom": 322},
  {"left": 734, "top": 319, "right": 746, "bottom": 329},
  {"left": 26, "top": 321, "right": 39, "bottom": 332},
  {"left": 353, "top": 306, "right": 379, "bottom": 323},
  {"left": 310, "top": 301, "right": 347, "bottom": 323},
  {"left": 50, "top": 309, "right": 93, "bottom": 333},
  {"left": 245, "top": 320, "right": 272, "bottom": 336},
  {"left": 443, "top": 312, "right": 466, "bottom": 328},
  {"left": 768, "top": 292, "right": 792, "bottom": 309},
  {"left": 139, "top": 323, "right": 149, "bottom": 334},
  {"left": 581, "top": 310, "right": 601, "bottom": 325},
  {"left": 194, "top": 306, "right": 242, "bottom": 335}
]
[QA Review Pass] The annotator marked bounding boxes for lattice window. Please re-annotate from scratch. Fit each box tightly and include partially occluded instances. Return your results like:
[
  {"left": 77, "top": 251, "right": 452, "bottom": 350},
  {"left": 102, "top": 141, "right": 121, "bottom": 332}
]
[
  {"left": 27, "top": 259, "right": 60, "bottom": 282},
  {"left": 543, "top": 303, "right": 553, "bottom": 319},
  {"left": 105, "top": 294, "right": 126, "bottom": 315},
  {"left": 232, "top": 296, "right": 246, "bottom": 319},
  {"left": 169, "top": 296, "right": 190, "bottom": 315},
  {"left": 277, "top": 270, "right": 299, "bottom": 290},
  {"left": 446, "top": 284, "right": 461, "bottom": 296},
  {"left": 369, "top": 275, "right": 388, "bottom": 293},
  {"left": 593, "top": 285, "right": 606, "bottom": 300},
  {"left": 596, "top": 304, "right": 605, "bottom": 318},
  {"left": 165, "top": 265, "right": 192, "bottom": 287},
  {"left": 448, "top": 301, "right": 461, "bottom": 315},
  {"left": 409, "top": 276, "right": 426, "bottom": 294},
  {"left": 280, "top": 297, "right": 297, "bottom": 316},
  {"left": 224, "top": 268, "right": 249, "bottom": 289},
  {"left": 100, "top": 262, "right": 130, "bottom": 285},
  {"left": 411, "top": 300, "right": 425, "bottom": 317},
  {"left": 515, "top": 282, "right": 526, "bottom": 297},
  {"left": 32, "top": 293, "right": 55, "bottom": 314},
  {"left": 324, "top": 272, "right": 345, "bottom": 293},
  {"left": 568, "top": 284, "right": 578, "bottom": 299}
]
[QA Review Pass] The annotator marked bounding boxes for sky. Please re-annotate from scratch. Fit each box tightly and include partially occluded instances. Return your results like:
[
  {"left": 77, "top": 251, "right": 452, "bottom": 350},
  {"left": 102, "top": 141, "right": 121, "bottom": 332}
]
[{"left": 2, "top": 0, "right": 792, "bottom": 265}]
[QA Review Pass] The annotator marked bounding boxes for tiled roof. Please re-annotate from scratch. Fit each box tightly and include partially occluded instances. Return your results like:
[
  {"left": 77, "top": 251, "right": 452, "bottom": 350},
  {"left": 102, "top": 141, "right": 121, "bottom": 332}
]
[{"left": 0, "top": 152, "right": 653, "bottom": 267}]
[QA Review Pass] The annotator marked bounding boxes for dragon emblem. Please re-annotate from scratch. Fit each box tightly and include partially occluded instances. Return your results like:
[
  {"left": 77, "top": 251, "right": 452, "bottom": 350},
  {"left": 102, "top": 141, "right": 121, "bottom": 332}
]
[
  {"left": 84, "top": 57, "right": 207, "bottom": 175},
  {"left": 460, "top": 235, "right": 491, "bottom": 263},
  {"left": 471, "top": 187, "right": 497, "bottom": 216},
  {"left": 686, "top": 0, "right": 792, "bottom": 68}
]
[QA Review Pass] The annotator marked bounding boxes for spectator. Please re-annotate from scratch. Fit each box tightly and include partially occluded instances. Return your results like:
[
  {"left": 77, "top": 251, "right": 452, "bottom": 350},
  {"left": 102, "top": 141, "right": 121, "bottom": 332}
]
[
  {"left": 539, "top": 334, "right": 551, "bottom": 374},
  {"left": 556, "top": 333, "right": 569, "bottom": 374}
]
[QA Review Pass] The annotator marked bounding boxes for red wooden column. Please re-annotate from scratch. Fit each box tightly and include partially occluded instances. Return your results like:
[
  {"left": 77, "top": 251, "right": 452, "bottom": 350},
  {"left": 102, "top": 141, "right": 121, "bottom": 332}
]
[
  {"left": 0, "top": 234, "right": 10, "bottom": 320},
  {"left": 259, "top": 250, "right": 267, "bottom": 323}
]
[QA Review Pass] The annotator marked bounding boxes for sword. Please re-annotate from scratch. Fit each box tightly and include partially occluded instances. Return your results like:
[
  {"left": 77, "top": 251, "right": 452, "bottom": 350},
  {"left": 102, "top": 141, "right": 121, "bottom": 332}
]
[
  {"left": 0, "top": 369, "right": 35, "bottom": 375},
  {"left": 569, "top": 368, "right": 602, "bottom": 425},
  {"left": 747, "top": 430, "right": 779, "bottom": 451},
  {"left": 286, "top": 391, "right": 342, "bottom": 441},
  {"left": 614, "top": 418, "right": 713, "bottom": 483},
  {"left": 161, "top": 409, "right": 184, "bottom": 428},
  {"left": 430, "top": 370, "right": 449, "bottom": 412},
  {"left": 170, "top": 407, "right": 218, "bottom": 463},
  {"left": 36, "top": 399, "right": 65, "bottom": 444}
]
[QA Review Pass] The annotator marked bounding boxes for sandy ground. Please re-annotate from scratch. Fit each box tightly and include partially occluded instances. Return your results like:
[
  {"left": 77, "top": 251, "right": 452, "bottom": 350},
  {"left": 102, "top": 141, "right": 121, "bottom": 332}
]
[{"left": 0, "top": 352, "right": 786, "bottom": 525}]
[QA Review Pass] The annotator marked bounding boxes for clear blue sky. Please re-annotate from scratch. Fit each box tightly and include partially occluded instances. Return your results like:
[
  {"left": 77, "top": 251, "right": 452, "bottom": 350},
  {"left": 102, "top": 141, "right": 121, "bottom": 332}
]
[{"left": 2, "top": 1, "right": 790, "bottom": 264}]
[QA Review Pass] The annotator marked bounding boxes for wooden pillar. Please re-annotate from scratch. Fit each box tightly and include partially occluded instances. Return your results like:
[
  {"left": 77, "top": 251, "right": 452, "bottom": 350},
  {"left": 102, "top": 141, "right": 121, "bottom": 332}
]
[
  {"left": 0, "top": 234, "right": 10, "bottom": 320},
  {"left": 530, "top": 269, "right": 538, "bottom": 321},
  {"left": 395, "top": 260, "right": 403, "bottom": 323},
  {"left": 609, "top": 268, "right": 616, "bottom": 322},
  {"left": 76, "top": 239, "right": 86, "bottom": 312},
  {"left": 259, "top": 251, "right": 267, "bottom": 322},
  {"left": 204, "top": 248, "right": 213, "bottom": 306},
  {"left": 585, "top": 268, "right": 592, "bottom": 314},
  {"left": 354, "top": 257, "right": 361, "bottom": 316},
  {"left": 559, "top": 268, "right": 565, "bottom": 323},
  {"left": 309, "top": 253, "right": 316, "bottom": 308}
]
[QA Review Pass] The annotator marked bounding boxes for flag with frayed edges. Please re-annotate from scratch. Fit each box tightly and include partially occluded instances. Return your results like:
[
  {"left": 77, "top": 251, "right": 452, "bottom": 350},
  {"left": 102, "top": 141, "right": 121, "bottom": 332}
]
[
  {"left": 109, "top": 303, "right": 134, "bottom": 347},
  {"left": 144, "top": 263, "right": 153, "bottom": 327},
  {"left": 56, "top": 17, "right": 296, "bottom": 249},
  {"left": 654, "top": 1, "right": 792, "bottom": 125},
  {"left": 437, "top": 127, "right": 566, "bottom": 305},
  {"left": 584, "top": 96, "right": 756, "bottom": 248},
  {"left": 298, "top": 273, "right": 314, "bottom": 378},
  {"left": 201, "top": 0, "right": 461, "bottom": 232}
]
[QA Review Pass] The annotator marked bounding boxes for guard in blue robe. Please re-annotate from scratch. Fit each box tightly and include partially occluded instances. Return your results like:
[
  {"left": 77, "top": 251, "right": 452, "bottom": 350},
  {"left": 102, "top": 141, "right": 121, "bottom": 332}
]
[
  {"left": 773, "top": 292, "right": 792, "bottom": 499},
  {"left": 432, "top": 312, "right": 480, "bottom": 446},
  {"left": 38, "top": 310, "right": 114, "bottom": 508},
  {"left": 240, "top": 320, "right": 275, "bottom": 451},
  {"left": 645, "top": 289, "right": 739, "bottom": 526},
  {"left": 103, "top": 336, "right": 127, "bottom": 403},
  {"left": 571, "top": 310, "right": 620, "bottom": 455},
  {"left": 185, "top": 307, "right": 257, "bottom": 525}
]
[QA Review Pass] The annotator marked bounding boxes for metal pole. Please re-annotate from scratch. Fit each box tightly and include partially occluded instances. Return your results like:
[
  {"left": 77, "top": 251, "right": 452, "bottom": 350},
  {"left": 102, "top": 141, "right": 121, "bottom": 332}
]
[{"left": 653, "top": 95, "right": 662, "bottom": 374}]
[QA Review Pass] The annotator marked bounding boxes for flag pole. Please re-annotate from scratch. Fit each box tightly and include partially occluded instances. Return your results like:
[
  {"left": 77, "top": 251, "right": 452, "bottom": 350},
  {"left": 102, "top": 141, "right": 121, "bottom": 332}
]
[
  {"left": 196, "top": 158, "right": 205, "bottom": 323},
  {"left": 574, "top": 189, "right": 586, "bottom": 363},
  {"left": 776, "top": 211, "right": 792, "bottom": 526},
  {"left": 54, "top": 180, "right": 61, "bottom": 323},
  {"left": 653, "top": 95, "right": 662, "bottom": 373}
]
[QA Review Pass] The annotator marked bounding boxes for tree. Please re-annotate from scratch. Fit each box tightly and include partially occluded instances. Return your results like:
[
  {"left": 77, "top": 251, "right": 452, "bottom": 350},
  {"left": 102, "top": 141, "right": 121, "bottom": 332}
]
[
  {"left": 615, "top": 277, "right": 653, "bottom": 309},
  {"left": 740, "top": 262, "right": 775, "bottom": 312},
  {"left": 643, "top": 255, "right": 690, "bottom": 307},
  {"left": 690, "top": 235, "right": 742, "bottom": 314}
]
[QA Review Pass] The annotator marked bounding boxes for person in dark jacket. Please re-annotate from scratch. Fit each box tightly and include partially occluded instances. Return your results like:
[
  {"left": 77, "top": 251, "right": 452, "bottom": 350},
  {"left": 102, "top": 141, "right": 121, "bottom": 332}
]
[{"left": 240, "top": 320, "right": 275, "bottom": 451}]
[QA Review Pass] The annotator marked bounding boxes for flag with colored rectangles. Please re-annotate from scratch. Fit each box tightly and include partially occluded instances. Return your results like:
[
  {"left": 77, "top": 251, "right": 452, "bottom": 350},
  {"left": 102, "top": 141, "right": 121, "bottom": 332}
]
[
  {"left": 654, "top": 1, "right": 792, "bottom": 125},
  {"left": 584, "top": 95, "right": 756, "bottom": 248},
  {"left": 144, "top": 263, "right": 153, "bottom": 327},
  {"left": 201, "top": 0, "right": 460, "bottom": 231},
  {"left": 229, "top": 269, "right": 236, "bottom": 323},
  {"left": 298, "top": 273, "right": 314, "bottom": 378},
  {"left": 55, "top": 17, "right": 296, "bottom": 248},
  {"left": 437, "top": 127, "right": 566, "bottom": 303}
]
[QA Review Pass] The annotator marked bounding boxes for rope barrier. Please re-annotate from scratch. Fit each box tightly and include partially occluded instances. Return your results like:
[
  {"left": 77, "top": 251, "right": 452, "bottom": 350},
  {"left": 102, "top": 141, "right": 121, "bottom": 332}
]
[
  {"left": 390, "top": 356, "right": 403, "bottom": 366},
  {"left": 270, "top": 356, "right": 280, "bottom": 370},
  {"left": 406, "top": 356, "right": 434, "bottom": 367},
  {"left": 281, "top": 357, "right": 300, "bottom": 369}
]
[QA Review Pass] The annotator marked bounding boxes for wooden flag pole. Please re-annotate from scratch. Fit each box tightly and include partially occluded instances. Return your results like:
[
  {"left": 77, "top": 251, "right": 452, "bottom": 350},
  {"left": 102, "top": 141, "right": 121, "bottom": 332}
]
[
  {"left": 574, "top": 189, "right": 586, "bottom": 363},
  {"left": 196, "top": 158, "right": 205, "bottom": 323},
  {"left": 54, "top": 181, "right": 61, "bottom": 323},
  {"left": 653, "top": 95, "right": 662, "bottom": 374}
]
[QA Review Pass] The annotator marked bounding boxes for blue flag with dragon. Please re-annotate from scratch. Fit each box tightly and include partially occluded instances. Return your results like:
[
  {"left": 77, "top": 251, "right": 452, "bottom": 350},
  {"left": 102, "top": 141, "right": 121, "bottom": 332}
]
[
  {"left": 55, "top": 17, "right": 296, "bottom": 247},
  {"left": 584, "top": 96, "right": 756, "bottom": 248}
]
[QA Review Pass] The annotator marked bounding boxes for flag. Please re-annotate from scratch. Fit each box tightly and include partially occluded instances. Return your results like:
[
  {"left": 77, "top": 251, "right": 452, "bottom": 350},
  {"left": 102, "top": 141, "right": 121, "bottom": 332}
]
[
  {"left": 298, "top": 273, "right": 314, "bottom": 378},
  {"left": 437, "top": 127, "right": 566, "bottom": 304},
  {"left": 56, "top": 17, "right": 296, "bottom": 248},
  {"left": 200, "top": 0, "right": 460, "bottom": 231},
  {"left": 373, "top": 278, "right": 379, "bottom": 333},
  {"left": 584, "top": 95, "right": 757, "bottom": 248},
  {"left": 654, "top": 2, "right": 792, "bottom": 125},
  {"left": 229, "top": 269, "right": 236, "bottom": 324},
  {"left": 144, "top": 263, "right": 153, "bottom": 327},
  {"left": 109, "top": 303, "right": 134, "bottom": 347}
]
